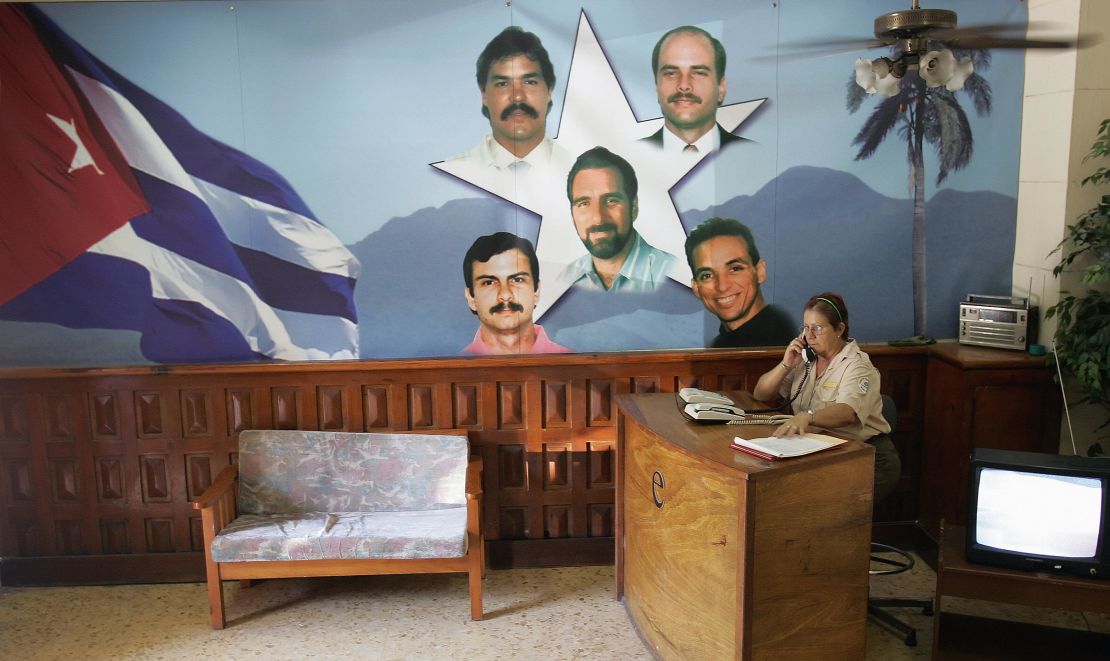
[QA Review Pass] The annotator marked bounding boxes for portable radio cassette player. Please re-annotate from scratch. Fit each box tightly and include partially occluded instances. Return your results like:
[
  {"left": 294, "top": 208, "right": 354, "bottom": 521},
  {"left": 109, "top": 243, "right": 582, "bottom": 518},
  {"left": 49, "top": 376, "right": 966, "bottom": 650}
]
[{"left": 958, "top": 294, "right": 1037, "bottom": 351}]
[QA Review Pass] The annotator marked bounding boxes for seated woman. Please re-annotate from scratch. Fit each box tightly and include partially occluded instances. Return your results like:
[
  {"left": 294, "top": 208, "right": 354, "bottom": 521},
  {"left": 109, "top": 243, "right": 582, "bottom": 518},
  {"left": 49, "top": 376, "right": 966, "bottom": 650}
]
[{"left": 752, "top": 292, "right": 900, "bottom": 501}]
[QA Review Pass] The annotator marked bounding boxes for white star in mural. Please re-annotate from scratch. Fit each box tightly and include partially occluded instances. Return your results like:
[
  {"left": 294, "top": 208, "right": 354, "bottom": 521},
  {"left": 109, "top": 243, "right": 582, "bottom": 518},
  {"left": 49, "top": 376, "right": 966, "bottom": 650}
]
[
  {"left": 437, "top": 11, "right": 764, "bottom": 318},
  {"left": 47, "top": 113, "right": 104, "bottom": 175}
]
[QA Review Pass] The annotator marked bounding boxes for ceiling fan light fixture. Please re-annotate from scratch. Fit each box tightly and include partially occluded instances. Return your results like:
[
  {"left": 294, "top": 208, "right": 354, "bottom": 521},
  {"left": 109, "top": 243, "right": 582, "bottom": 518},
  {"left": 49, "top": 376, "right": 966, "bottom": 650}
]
[
  {"left": 874, "top": 72, "right": 902, "bottom": 97},
  {"left": 856, "top": 57, "right": 902, "bottom": 96},
  {"left": 920, "top": 49, "right": 956, "bottom": 87},
  {"left": 945, "top": 56, "right": 974, "bottom": 91},
  {"left": 855, "top": 57, "right": 879, "bottom": 93},
  {"left": 872, "top": 57, "right": 894, "bottom": 79}
]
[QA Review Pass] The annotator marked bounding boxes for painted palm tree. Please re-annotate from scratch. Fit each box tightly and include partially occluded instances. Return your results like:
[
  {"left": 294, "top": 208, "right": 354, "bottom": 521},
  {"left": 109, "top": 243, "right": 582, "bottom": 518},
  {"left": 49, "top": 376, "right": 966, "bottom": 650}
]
[{"left": 846, "top": 47, "right": 992, "bottom": 335}]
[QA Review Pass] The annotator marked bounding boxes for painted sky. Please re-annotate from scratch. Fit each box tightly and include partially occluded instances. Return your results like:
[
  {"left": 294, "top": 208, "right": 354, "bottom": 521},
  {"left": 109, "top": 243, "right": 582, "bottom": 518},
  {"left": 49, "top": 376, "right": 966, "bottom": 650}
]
[{"left": 38, "top": 0, "right": 1027, "bottom": 244}]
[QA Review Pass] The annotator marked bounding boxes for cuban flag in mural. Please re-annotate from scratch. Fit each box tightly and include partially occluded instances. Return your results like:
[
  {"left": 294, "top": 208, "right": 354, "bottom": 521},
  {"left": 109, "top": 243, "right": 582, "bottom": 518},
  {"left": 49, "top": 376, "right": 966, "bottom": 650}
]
[{"left": 0, "top": 5, "right": 359, "bottom": 363}]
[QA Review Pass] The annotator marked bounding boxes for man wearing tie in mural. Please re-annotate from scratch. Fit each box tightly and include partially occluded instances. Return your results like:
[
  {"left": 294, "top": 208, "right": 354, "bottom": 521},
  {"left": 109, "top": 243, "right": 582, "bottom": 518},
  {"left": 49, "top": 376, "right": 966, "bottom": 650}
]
[
  {"left": 685, "top": 218, "right": 795, "bottom": 347},
  {"left": 440, "top": 27, "right": 572, "bottom": 197},
  {"left": 462, "top": 232, "right": 572, "bottom": 355},
  {"left": 642, "top": 26, "right": 748, "bottom": 154},
  {"left": 559, "top": 147, "right": 677, "bottom": 292}
]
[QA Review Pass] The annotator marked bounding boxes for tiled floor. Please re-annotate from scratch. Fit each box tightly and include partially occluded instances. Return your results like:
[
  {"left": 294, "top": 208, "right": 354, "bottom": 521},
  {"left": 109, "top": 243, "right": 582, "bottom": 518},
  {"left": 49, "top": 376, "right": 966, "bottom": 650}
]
[{"left": 1, "top": 559, "right": 1107, "bottom": 660}]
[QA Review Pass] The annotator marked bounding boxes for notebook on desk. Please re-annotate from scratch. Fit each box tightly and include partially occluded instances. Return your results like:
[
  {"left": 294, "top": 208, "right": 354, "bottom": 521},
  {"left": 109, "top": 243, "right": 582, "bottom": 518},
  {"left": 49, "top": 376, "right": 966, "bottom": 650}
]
[{"left": 730, "top": 433, "right": 846, "bottom": 460}]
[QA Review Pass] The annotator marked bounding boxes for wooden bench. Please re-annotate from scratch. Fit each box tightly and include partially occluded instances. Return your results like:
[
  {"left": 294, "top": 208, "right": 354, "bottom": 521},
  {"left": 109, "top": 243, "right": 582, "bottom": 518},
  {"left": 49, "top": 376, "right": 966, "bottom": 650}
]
[{"left": 192, "top": 429, "right": 484, "bottom": 628}]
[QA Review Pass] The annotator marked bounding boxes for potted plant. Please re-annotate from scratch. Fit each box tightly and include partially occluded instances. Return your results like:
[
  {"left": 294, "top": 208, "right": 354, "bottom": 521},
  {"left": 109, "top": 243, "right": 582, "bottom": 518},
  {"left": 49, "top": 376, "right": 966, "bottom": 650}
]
[{"left": 1046, "top": 118, "right": 1110, "bottom": 453}]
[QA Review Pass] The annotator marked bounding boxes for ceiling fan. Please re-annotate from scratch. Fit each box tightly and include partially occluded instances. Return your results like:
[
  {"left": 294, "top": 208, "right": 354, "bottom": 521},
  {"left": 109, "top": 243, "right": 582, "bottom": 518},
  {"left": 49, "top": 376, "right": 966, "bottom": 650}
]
[{"left": 777, "top": 1, "right": 1092, "bottom": 96}]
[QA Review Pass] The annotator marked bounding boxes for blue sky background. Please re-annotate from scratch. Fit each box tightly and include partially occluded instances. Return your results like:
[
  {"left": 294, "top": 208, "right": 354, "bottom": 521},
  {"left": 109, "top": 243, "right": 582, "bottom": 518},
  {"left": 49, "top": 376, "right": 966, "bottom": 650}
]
[{"left": 38, "top": 0, "right": 1027, "bottom": 245}]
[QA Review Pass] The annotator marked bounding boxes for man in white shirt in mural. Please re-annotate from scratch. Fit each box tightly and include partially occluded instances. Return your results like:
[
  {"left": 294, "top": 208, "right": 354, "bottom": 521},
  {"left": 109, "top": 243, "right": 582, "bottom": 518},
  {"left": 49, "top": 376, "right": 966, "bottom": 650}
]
[
  {"left": 438, "top": 26, "right": 572, "bottom": 206},
  {"left": 640, "top": 25, "right": 748, "bottom": 155},
  {"left": 558, "top": 147, "right": 677, "bottom": 292}
]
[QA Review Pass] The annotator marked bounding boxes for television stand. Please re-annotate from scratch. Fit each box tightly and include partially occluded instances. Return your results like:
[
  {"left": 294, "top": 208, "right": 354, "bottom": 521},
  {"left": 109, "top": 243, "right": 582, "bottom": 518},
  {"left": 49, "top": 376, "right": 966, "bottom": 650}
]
[{"left": 933, "top": 523, "right": 1110, "bottom": 659}]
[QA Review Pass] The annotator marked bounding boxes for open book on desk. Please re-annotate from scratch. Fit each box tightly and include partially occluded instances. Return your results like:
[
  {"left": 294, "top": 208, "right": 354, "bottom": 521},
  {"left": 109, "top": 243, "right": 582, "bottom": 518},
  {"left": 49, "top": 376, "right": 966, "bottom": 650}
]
[{"left": 730, "top": 433, "right": 847, "bottom": 461}]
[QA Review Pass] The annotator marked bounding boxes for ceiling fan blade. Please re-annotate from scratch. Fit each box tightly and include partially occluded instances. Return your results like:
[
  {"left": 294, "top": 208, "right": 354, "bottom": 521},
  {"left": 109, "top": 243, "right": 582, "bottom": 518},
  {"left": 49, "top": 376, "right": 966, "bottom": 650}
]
[
  {"left": 748, "top": 41, "right": 895, "bottom": 64},
  {"left": 940, "top": 34, "right": 1088, "bottom": 50},
  {"left": 773, "top": 36, "right": 893, "bottom": 52},
  {"left": 921, "top": 21, "right": 1066, "bottom": 37}
]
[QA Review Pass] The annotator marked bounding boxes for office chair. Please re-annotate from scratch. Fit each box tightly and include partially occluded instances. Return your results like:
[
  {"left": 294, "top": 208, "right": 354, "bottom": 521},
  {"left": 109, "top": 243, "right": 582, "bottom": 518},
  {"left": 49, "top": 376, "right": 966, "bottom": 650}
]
[{"left": 868, "top": 394, "right": 934, "bottom": 647}]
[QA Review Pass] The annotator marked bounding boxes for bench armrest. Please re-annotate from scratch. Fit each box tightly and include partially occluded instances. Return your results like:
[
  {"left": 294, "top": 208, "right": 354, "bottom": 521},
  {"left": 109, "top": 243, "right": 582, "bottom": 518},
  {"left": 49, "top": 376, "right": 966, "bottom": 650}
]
[
  {"left": 192, "top": 464, "right": 238, "bottom": 510},
  {"left": 466, "top": 455, "right": 483, "bottom": 500},
  {"left": 192, "top": 464, "right": 239, "bottom": 543}
]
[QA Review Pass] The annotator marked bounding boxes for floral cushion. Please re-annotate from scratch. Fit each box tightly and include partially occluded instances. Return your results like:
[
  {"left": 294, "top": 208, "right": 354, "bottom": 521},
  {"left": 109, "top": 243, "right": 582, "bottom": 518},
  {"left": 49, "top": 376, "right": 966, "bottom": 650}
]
[
  {"left": 210, "top": 509, "right": 467, "bottom": 562},
  {"left": 237, "top": 431, "right": 468, "bottom": 515}
]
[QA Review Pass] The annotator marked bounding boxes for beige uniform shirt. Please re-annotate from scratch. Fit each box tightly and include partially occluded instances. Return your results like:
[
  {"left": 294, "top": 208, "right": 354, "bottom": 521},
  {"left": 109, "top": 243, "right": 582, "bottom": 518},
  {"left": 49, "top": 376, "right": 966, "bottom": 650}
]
[{"left": 778, "top": 339, "right": 891, "bottom": 442}]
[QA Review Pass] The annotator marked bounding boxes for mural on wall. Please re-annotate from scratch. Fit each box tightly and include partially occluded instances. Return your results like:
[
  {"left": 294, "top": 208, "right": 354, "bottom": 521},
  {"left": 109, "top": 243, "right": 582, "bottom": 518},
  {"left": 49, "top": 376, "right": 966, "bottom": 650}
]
[{"left": 0, "top": 1, "right": 1026, "bottom": 366}]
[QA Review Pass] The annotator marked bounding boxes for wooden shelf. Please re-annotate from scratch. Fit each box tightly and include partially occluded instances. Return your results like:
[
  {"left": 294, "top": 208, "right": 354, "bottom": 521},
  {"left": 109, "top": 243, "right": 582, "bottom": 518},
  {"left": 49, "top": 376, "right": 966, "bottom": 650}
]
[{"left": 933, "top": 524, "right": 1110, "bottom": 658}]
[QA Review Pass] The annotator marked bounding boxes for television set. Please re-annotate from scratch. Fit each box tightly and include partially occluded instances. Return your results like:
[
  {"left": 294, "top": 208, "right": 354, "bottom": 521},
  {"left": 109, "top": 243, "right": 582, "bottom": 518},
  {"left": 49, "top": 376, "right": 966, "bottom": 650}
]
[{"left": 966, "top": 448, "right": 1110, "bottom": 580}]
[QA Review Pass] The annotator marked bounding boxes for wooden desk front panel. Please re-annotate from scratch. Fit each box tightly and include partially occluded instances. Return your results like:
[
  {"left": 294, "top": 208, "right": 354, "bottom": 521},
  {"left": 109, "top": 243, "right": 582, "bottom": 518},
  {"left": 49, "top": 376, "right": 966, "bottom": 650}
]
[
  {"left": 623, "top": 421, "right": 741, "bottom": 660},
  {"left": 748, "top": 453, "right": 872, "bottom": 659},
  {"left": 617, "top": 394, "right": 872, "bottom": 660}
]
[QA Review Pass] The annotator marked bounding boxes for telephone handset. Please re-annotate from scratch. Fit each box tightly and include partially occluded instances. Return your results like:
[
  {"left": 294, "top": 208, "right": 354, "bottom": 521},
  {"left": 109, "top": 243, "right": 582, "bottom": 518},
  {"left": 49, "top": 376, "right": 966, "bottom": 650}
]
[{"left": 801, "top": 338, "right": 816, "bottom": 364}]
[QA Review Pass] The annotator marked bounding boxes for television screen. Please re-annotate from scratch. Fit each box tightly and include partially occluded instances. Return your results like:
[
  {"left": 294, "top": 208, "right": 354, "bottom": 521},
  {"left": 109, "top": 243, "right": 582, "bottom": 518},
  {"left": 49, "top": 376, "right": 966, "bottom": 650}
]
[{"left": 975, "top": 466, "right": 1103, "bottom": 558}]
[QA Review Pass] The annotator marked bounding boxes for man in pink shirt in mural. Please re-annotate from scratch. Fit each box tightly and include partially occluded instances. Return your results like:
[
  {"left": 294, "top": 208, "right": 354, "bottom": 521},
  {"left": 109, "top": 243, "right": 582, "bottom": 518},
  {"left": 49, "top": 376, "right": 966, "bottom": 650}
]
[{"left": 462, "top": 232, "right": 572, "bottom": 355}]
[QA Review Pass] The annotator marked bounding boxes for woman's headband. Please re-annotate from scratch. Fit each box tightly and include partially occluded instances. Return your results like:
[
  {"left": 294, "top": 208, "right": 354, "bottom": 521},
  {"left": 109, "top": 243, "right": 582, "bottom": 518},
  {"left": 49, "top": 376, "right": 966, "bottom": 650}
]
[{"left": 817, "top": 296, "right": 843, "bottom": 322}]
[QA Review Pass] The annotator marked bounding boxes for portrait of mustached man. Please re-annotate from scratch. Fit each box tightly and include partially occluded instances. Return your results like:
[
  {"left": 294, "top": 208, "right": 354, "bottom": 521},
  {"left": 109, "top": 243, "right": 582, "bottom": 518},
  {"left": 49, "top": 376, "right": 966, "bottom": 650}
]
[
  {"left": 641, "top": 25, "right": 750, "bottom": 154},
  {"left": 444, "top": 27, "right": 572, "bottom": 181},
  {"left": 461, "top": 232, "right": 572, "bottom": 355}
]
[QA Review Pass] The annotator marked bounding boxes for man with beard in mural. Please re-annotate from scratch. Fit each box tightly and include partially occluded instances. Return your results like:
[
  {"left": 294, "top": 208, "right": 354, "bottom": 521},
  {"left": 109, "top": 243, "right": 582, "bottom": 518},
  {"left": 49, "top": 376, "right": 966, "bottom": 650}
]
[
  {"left": 559, "top": 147, "right": 677, "bottom": 292},
  {"left": 461, "top": 232, "right": 572, "bottom": 355},
  {"left": 685, "top": 217, "right": 795, "bottom": 347},
  {"left": 641, "top": 25, "right": 749, "bottom": 154},
  {"left": 440, "top": 26, "right": 572, "bottom": 195}
]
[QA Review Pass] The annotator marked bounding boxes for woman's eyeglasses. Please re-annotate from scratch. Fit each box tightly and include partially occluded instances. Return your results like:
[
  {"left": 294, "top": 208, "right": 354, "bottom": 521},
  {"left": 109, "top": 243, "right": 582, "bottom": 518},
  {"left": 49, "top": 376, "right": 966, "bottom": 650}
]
[{"left": 800, "top": 324, "right": 827, "bottom": 336}]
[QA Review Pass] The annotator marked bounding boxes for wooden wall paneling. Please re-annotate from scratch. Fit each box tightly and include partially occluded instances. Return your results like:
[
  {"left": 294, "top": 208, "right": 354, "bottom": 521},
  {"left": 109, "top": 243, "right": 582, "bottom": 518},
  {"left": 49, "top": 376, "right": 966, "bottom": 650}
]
[
  {"left": 674, "top": 373, "right": 703, "bottom": 391},
  {"left": 474, "top": 380, "right": 501, "bottom": 539},
  {"left": 134, "top": 390, "right": 167, "bottom": 438},
  {"left": 588, "top": 502, "right": 614, "bottom": 537},
  {"left": 270, "top": 387, "right": 300, "bottom": 430},
  {"left": 451, "top": 382, "right": 481, "bottom": 429},
  {"left": 225, "top": 388, "right": 256, "bottom": 435},
  {"left": 586, "top": 379, "right": 615, "bottom": 427},
  {"left": 544, "top": 504, "right": 570, "bottom": 539},
  {"left": 180, "top": 390, "right": 212, "bottom": 438},
  {"left": 542, "top": 442, "right": 571, "bottom": 501},
  {"left": 588, "top": 441, "right": 615, "bottom": 489},
  {"left": 499, "top": 506, "right": 528, "bottom": 540},
  {"left": 139, "top": 454, "right": 172, "bottom": 503},
  {"left": 497, "top": 444, "right": 527, "bottom": 493},
  {"left": 362, "top": 384, "right": 391, "bottom": 431},
  {"left": 188, "top": 515, "right": 205, "bottom": 552},
  {"left": 542, "top": 380, "right": 570, "bottom": 429},
  {"left": 55, "top": 519, "right": 82, "bottom": 555},
  {"left": 43, "top": 394, "right": 76, "bottom": 442},
  {"left": 631, "top": 376, "right": 660, "bottom": 394},
  {"left": 144, "top": 517, "right": 175, "bottom": 553},
  {"left": 0, "top": 392, "right": 29, "bottom": 441},
  {"left": 315, "top": 385, "right": 347, "bottom": 431},
  {"left": 95, "top": 455, "right": 125, "bottom": 502},
  {"left": 100, "top": 518, "right": 129, "bottom": 554},
  {"left": 88, "top": 391, "right": 121, "bottom": 440},
  {"left": 6, "top": 458, "right": 34, "bottom": 503},
  {"left": 406, "top": 383, "right": 435, "bottom": 429},
  {"left": 184, "top": 453, "right": 214, "bottom": 502},
  {"left": 0, "top": 346, "right": 941, "bottom": 584},
  {"left": 48, "top": 457, "right": 79, "bottom": 504},
  {"left": 497, "top": 381, "right": 525, "bottom": 430}
]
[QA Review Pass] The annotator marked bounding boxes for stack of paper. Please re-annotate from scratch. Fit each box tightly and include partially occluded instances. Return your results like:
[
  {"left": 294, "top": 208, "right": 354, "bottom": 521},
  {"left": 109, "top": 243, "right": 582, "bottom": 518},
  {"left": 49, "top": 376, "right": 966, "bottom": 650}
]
[{"left": 730, "top": 433, "right": 846, "bottom": 460}]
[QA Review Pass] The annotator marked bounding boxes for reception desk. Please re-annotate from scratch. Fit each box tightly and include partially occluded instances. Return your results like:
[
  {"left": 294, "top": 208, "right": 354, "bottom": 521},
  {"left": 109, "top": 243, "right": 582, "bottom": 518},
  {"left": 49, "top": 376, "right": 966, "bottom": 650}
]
[{"left": 615, "top": 393, "right": 874, "bottom": 660}]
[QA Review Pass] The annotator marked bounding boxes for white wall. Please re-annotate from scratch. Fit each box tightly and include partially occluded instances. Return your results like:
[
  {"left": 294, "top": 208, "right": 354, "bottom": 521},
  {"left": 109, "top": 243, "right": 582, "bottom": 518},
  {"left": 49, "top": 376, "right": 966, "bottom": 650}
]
[{"left": 1016, "top": 0, "right": 1110, "bottom": 455}]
